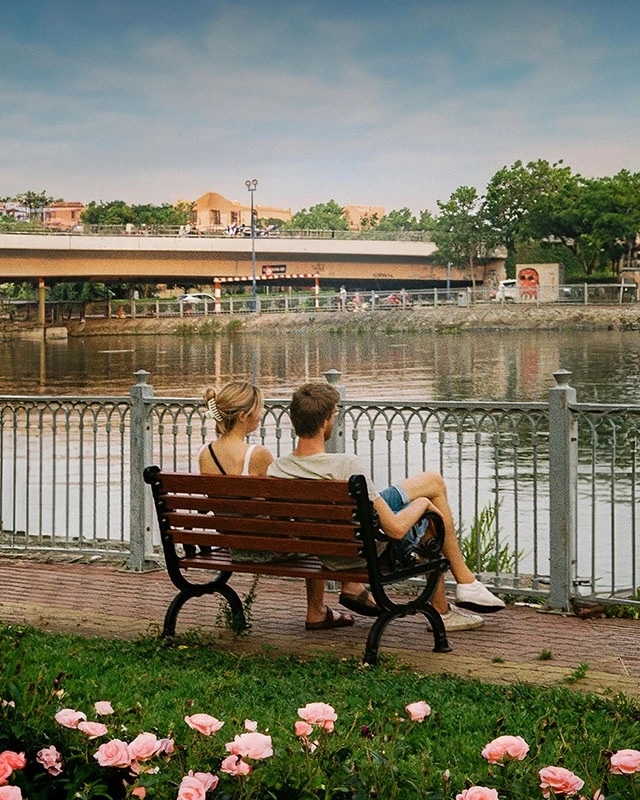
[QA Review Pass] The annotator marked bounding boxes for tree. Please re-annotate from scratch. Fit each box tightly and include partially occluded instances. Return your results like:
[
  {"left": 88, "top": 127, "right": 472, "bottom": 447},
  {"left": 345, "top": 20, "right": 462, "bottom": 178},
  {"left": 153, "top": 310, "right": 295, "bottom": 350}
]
[
  {"left": 359, "top": 212, "right": 380, "bottom": 230},
  {"left": 525, "top": 172, "right": 640, "bottom": 277},
  {"left": 81, "top": 200, "right": 191, "bottom": 227},
  {"left": 17, "top": 190, "right": 53, "bottom": 221},
  {"left": 432, "top": 187, "right": 489, "bottom": 292},
  {"left": 376, "top": 207, "right": 417, "bottom": 231},
  {"left": 483, "top": 160, "right": 574, "bottom": 269},
  {"left": 283, "top": 200, "right": 349, "bottom": 231}
]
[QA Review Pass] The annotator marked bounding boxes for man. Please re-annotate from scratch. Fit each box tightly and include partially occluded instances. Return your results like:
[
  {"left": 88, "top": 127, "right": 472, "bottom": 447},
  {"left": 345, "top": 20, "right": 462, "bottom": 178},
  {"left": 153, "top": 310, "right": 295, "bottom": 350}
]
[{"left": 268, "top": 382, "right": 505, "bottom": 631}]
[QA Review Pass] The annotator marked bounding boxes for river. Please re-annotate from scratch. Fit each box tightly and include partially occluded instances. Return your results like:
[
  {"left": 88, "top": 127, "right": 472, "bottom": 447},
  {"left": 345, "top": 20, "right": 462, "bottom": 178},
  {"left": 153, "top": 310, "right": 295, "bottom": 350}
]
[{"left": 3, "top": 327, "right": 640, "bottom": 403}]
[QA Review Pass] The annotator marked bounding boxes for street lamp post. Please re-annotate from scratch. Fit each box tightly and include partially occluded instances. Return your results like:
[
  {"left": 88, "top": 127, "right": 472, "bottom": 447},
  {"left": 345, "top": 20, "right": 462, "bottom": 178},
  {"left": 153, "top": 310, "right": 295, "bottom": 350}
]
[{"left": 245, "top": 179, "right": 258, "bottom": 311}]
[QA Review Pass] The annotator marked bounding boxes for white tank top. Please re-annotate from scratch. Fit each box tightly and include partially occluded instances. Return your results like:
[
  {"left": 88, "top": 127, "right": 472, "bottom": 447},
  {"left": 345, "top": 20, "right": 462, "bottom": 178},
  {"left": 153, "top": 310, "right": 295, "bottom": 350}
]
[{"left": 242, "top": 444, "right": 256, "bottom": 475}]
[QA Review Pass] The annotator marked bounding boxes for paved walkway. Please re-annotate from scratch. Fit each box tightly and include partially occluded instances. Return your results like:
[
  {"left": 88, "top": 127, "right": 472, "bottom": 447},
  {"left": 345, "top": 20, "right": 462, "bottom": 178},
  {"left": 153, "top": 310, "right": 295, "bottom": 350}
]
[{"left": 2, "top": 557, "right": 638, "bottom": 697}]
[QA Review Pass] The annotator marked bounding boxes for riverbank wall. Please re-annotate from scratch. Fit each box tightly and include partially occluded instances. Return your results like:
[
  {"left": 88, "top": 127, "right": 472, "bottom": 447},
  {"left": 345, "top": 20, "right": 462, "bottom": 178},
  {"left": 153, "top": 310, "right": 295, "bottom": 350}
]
[{"left": 3, "top": 304, "right": 640, "bottom": 339}]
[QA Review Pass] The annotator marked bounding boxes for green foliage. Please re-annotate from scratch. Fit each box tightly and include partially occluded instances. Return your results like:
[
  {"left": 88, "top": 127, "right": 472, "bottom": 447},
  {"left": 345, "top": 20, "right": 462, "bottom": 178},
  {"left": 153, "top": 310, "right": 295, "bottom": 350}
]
[
  {"left": 0, "top": 282, "right": 37, "bottom": 300},
  {"left": 432, "top": 187, "right": 489, "bottom": 287},
  {"left": 48, "top": 282, "right": 114, "bottom": 302},
  {"left": 564, "top": 662, "right": 590, "bottom": 684},
  {"left": 283, "top": 200, "right": 349, "bottom": 231},
  {"left": 538, "top": 649, "right": 554, "bottom": 661},
  {"left": 1, "top": 624, "right": 640, "bottom": 799},
  {"left": 17, "top": 190, "right": 54, "bottom": 220},
  {"left": 459, "top": 502, "right": 520, "bottom": 574},
  {"left": 483, "top": 159, "right": 573, "bottom": 268},
  {"left": 81, "top": 200, "right": 191, "bottom": 227},
  {"left": 526, "top": 170, "right": 640, "bottom": 276},
  {"left": 215, "top": 575, "right": 260, "bottom": 634},
  {"left": 377, "top": 207, "right": 418, "bottom": 231}
]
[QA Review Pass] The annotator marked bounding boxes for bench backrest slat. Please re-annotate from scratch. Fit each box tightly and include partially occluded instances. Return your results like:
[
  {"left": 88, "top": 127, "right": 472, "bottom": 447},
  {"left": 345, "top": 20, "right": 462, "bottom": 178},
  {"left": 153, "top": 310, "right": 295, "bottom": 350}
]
[
  {"left": 156, "top": 472, "right": 352, "bottom": 502},
  {"left": 162, "top": 496, "right": 355, "bottom": 522}
]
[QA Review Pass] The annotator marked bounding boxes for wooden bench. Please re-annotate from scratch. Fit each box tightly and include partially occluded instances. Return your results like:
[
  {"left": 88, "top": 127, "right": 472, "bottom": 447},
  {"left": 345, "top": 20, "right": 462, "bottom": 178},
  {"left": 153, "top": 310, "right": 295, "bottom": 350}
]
[{"left": 143, "top": 466, "right": 452, "bottom": 665}]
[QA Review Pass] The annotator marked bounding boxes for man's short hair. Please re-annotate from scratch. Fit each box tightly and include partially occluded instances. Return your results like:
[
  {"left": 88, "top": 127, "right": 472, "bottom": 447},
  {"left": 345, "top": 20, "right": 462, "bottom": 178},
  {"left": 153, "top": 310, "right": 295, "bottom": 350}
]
[{"left": 290, "top": 382, "right": 340, "bottom": 438}]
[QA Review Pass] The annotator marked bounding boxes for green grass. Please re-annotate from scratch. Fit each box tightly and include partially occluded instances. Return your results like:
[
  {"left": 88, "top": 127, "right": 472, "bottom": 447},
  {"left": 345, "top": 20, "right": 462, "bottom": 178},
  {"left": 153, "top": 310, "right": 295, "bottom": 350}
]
[{"left": 2, "top": 623, "right": 640, "bottom": 798}]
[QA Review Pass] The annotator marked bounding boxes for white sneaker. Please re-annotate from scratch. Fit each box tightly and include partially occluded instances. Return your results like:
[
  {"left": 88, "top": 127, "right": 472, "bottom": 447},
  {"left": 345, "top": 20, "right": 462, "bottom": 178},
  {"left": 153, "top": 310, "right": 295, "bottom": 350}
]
[
  {"left": 455, "top": 580, "right": 506, "bottom": 613},
  {"left": 440, "top": 603, "right": 485, "bottom": 631}
]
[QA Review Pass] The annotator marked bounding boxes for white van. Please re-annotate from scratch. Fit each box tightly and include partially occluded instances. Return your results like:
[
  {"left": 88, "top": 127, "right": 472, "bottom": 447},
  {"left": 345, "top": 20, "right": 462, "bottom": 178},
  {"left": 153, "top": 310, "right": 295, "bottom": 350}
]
[{"left": 490, "top": 279, "right": 517, "bottom": 302}]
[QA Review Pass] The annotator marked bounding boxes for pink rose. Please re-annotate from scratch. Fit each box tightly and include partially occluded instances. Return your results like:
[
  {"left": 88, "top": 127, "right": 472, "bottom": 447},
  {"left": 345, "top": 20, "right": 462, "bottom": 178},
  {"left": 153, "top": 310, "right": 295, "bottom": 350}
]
[
  {"left": 481, "top": 735, "right": 530, "bottom": 764},
  {"left": 297, "top": 702, "right": 337, "bottom": 731},
  {"left": 184, "top": 713, "right": 225, "bottom": 736},
  {"left": 128, "top": 733, "right": 160, "bottom": 762},
  {"left": 456, "top": 788, "right": 499, "bottom": 800},
  {"left": 177, "top": 771, "right": 219, "bottom": 800},
  {"left": 94, "top": 739, "right": 132, "bottom": 768},
  {"left": 131, "top": 788, "right": 147, "bottom": 799},
  {"left": 405, "top": 701, "right": 432, "bottom": 722},
  {"left": 225, "top": 732, "right": 273, "bottom": 760},
  {"left": 55, "top": 708, "right": 87, "bottom": 728},
  {"left": 294, "top": 720, "right": 313, "bottom": 738},
  {"left": 78, "top": 721, "right": 109, "bottom": 739},
  {"left": 610, "top": 748, "right": 640, "bottom": 775},
  {"left": 155, "top": 737, "right": 175, "bottom": 756},
  {"left": 539, "top": 766, "right": 585, "bottom": 798},
  {"left": 0, "top": 787, "right": 23, "bottom": 799},
  {"left": 36, "top": 745, "right": 64, "bottom": 776},
  {"left": 94, "top": 701, "right": 114, "bottom": 716},
  {"left": 221, "top": 755, "right": 252, "bottom": 776},
  {"left": 0, "top": 753, "right": 25, "bottom": 772},
  {"left": 0, "top": 759, "right": 11, "bottom": 785}
]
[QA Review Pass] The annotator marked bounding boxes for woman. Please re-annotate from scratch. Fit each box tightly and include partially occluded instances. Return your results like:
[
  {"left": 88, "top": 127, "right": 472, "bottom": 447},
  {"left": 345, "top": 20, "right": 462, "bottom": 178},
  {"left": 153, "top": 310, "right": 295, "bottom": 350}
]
[{"left": 198, "top": 380, "right": 357, "bottom": 630}]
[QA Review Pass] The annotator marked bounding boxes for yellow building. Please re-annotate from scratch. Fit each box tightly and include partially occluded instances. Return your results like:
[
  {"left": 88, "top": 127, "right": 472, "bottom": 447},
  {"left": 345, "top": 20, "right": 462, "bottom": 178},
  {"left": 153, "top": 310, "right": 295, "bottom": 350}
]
[
  {"left": 193, "top": 192, "right": 292, "bottom": 232},
  {"left": 343, "top": 204, "right": 386, "bottom": 230}
]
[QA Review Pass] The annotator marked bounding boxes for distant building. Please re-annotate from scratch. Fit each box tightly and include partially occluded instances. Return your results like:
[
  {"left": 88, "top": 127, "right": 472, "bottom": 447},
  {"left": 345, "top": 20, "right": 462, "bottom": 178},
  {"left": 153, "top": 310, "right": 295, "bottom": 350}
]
[
  {"left": 193, "top": 192, "right": 292, "bottom": 232},
  {"left": 343, "top": 204, "right": 386, "bottom": 230},
  {"left": 0, "top": 202, "right": 29, "bottom": 221},
  {"left": 42, "top": 202, "right": 85, "bottom": 230}
]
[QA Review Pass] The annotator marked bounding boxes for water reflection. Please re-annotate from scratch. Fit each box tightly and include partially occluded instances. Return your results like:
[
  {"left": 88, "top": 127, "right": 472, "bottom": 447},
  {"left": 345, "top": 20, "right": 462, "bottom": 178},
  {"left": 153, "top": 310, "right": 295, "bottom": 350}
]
[{"left": 4, "top": 328, "right": 640, "bottom": 403}]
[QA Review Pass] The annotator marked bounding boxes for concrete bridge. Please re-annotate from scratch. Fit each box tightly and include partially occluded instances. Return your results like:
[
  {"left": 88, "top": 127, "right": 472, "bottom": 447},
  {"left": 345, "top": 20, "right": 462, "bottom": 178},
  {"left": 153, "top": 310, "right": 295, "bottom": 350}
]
[{"left": 0, "top": 232, "right": 484, "bottom": 291}]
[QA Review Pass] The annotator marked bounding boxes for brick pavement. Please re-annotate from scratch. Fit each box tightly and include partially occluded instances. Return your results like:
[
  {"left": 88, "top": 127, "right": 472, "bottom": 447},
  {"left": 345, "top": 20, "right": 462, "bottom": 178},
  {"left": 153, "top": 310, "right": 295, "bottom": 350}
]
[{"left": 1, "top": 557, "right": 638, "bottom": 697}]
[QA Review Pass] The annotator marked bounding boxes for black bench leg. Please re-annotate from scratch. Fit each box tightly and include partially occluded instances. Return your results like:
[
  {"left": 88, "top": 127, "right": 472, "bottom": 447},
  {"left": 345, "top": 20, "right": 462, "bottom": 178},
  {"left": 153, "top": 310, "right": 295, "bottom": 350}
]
[
  {"left": 421, "top": 607, "right": 452, "bottom": 653},
  {"left": 162, "top": 584, "right": 246, "bottom": 638},
  {"left": 362, "top": 613, "right": 396, "bottom": 665}
]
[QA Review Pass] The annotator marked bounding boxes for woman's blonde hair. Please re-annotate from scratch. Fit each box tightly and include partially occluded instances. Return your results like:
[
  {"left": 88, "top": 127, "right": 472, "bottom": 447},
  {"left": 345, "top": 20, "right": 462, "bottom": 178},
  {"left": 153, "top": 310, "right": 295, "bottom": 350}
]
[{"left": 203, "top": 381, "right": 263, "bottom": 436}]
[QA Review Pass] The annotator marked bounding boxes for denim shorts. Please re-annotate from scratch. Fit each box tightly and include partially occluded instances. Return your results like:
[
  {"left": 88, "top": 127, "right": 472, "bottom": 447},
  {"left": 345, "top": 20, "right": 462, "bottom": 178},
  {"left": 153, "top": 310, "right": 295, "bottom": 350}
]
[{"left": 380, "top": 483, "right": 428, "bottom": 557}]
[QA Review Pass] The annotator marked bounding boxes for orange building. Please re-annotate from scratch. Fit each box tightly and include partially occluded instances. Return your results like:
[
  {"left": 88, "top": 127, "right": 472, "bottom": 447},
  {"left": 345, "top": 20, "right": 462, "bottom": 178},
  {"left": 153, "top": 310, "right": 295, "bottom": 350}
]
[
  {"left": 193, "top": 192, "right": 292, "bottom": 232},
  {"left": 43, "top": 202, "right": 85, "bottom": 230}
]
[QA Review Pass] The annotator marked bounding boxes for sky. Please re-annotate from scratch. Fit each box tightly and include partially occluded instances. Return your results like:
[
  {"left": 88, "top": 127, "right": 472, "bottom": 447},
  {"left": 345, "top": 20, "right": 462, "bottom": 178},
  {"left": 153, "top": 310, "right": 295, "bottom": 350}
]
[{"left": 1, "top": 0, "right": 639, "bottom": 216}]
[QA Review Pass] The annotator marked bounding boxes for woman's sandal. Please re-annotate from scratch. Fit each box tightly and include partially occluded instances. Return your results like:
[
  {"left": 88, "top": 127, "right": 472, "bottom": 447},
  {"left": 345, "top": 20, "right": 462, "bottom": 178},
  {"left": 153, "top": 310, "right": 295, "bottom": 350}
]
[
  {"left": 305, "top": 606, "right": 355, "bottom": 630},
  {"left": 338, "top": 590, "right": 380, "bottom": 617}
]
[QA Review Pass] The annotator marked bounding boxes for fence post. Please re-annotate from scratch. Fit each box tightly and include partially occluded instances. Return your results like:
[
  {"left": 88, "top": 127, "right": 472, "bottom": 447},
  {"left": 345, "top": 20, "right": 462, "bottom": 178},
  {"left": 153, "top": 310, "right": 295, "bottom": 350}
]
[
  {"left": 547, "top": 368, "right": 578, "bottom": 611},
  {"left": 324, "top": 368, "right": 345, "bottom": 454},
  {"left": 129, "top": 370, "right": 155, "bottom": 571}
]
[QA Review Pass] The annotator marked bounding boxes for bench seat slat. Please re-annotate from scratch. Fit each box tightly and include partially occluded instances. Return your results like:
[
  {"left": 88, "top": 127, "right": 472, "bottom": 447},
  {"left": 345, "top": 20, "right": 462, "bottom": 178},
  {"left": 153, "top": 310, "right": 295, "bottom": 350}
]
[{"left": 181, "top": 551, "right": 370, "bottom": 582}]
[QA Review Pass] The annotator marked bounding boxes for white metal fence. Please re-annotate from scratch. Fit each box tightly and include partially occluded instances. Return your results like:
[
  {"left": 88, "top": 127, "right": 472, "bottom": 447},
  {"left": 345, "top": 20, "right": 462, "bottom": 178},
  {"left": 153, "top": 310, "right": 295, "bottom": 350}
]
[{"left": 1, "top": 369, "right": 639, "bottom": 611}]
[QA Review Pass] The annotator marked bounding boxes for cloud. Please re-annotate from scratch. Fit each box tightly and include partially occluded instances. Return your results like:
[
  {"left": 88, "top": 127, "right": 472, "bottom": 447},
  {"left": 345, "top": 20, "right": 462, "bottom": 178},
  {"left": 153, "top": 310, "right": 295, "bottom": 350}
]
[{"left": 1, "top": 0, "right": 638, "bottom": 212}]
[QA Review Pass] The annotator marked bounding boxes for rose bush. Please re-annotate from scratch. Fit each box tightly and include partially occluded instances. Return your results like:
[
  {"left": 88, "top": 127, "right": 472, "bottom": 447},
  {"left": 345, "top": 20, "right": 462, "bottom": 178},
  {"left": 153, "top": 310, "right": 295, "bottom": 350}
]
[{"left": 2, "top": 691, "right": 640, "bottom": 799}]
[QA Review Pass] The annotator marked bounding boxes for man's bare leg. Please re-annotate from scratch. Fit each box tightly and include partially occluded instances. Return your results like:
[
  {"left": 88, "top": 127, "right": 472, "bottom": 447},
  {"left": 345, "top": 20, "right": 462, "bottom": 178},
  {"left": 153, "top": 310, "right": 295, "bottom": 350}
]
[
  {"left": 401, "top": 471, "right": 476, "bottom": 584},
  {"left": 304, "top": 579, "right": 355, "bottom": 626},
  {"left": 401, "top": 471, "right": 505, "bottom": 612}
]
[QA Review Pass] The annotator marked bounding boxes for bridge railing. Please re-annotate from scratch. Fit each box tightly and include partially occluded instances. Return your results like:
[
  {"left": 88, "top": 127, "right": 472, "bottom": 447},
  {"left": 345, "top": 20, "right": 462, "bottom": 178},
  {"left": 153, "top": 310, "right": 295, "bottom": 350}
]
[
  {"left": 0, "top": 223, "right": 432, "bottom": 242},
  {"left": 1, "top": 369, "right": 639, "bottom": 612}
]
